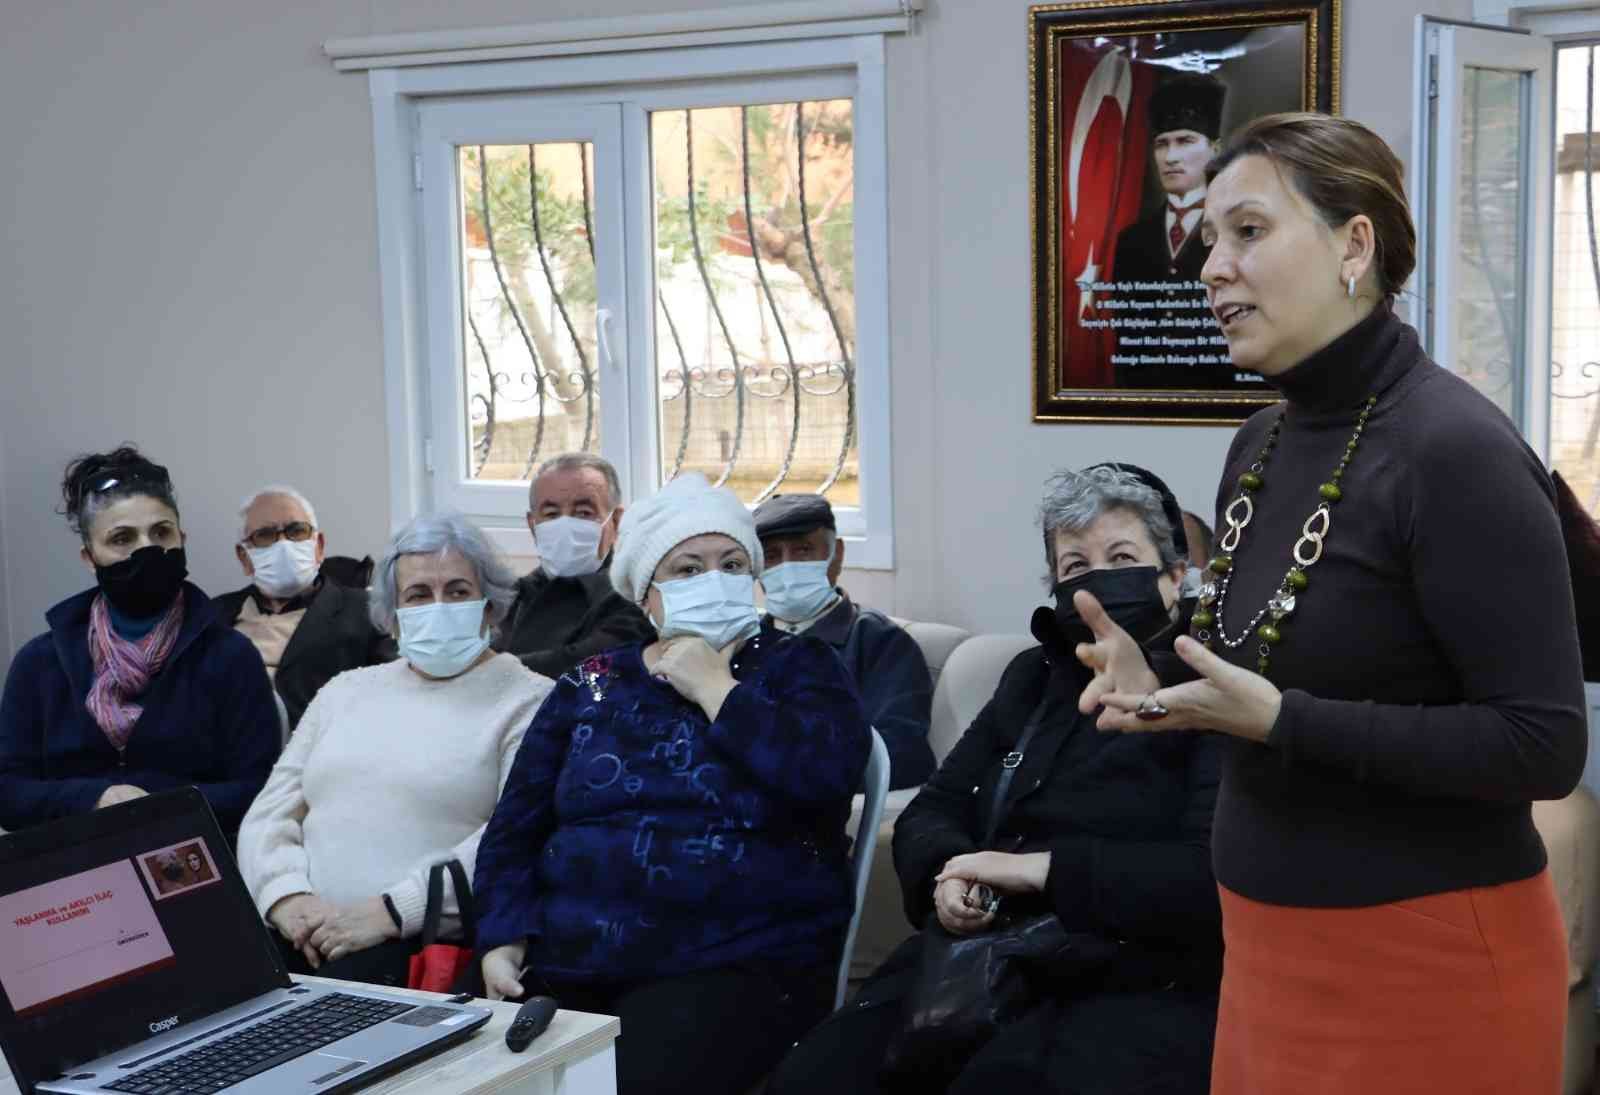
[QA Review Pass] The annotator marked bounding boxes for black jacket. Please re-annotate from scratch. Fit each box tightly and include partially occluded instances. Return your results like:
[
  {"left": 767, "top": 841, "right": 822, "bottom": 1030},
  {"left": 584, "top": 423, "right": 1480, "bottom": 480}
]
[
  {"left": 0, "top": 583, "right": 280, "bottom": 838},
  {"left": 762, "top": 591, "right": 935, "bottom": 789},
  {"left": 891, "top": 607, "right": 1224, "bottom": 991},
  {"left": 493, "top": 563, "right": 656, "bottom": 680},
  {"left": 212, "top": 559, "right": 392, "bottom": 731}
]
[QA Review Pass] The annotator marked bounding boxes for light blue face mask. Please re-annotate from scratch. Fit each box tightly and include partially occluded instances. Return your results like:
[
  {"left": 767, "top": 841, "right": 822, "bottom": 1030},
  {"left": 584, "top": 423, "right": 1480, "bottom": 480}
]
[
  {"left": 396, "top": 598, "right": 491, "bottom": 679},
  {"left": 760, "top": 560, "right": 836, "bottom": 622},
  {"left": 653, "top": 571, "right": 761, "bottom": 649}
]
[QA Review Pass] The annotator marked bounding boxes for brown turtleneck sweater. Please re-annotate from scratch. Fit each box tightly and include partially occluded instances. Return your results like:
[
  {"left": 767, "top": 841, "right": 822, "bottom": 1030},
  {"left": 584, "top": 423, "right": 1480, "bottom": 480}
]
[{"left": 1194, "top": 305, "right": 1586, "bottom": 907}]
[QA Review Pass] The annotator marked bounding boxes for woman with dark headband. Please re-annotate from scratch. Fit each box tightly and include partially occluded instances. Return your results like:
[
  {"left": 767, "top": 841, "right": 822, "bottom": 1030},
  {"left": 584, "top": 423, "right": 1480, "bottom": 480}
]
[
  {"left": 770, "top": 464, "right": 1223, "bottom": 1095},
  {"left": 0, "top": 446, "right": 280, "bottom": 838}
]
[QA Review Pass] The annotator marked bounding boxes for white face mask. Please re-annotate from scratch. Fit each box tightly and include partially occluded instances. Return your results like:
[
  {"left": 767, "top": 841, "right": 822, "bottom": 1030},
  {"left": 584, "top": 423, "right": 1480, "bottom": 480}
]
[
  {"left": 396, "top": 599, "right": 490, "bottom": 679},
  {"left": 653, "top": 571, "right": 761, "bottom": 650},
  {"left": 247, "top": 538, "right": 320, "bottom": 599},
  {"left": 760, "top": 560, "right": 836, "bottom": 622},
  {"left": 534, "top": 514, "right": 608, "bottom": 579}
]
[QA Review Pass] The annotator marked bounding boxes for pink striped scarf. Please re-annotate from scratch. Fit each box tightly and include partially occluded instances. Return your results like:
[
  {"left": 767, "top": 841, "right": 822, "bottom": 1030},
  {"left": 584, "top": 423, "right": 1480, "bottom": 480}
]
[{"left": 85, "top": 591, "right": 184, "bottom": 752}]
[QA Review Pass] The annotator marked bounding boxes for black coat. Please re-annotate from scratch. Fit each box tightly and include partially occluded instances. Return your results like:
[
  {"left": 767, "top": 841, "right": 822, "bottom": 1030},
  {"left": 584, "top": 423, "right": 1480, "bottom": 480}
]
[
  {"left": 493, "top": 563, "right": 656, "bottom": 680},
  {"left": 212, "top": 563, "right": 392, "bottom": 731},
  {"left": 0, "top": 583, "right": 280, "bottom": 838},
  {"left": 890, "top": 609, "right": 1225, "bottom": 993}
]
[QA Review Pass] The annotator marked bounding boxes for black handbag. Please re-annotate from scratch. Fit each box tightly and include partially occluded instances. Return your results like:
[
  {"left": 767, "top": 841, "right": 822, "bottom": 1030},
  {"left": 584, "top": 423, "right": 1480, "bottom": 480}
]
[{"left": 880, "top": 696, "right": 1121, "bottom": 1083}]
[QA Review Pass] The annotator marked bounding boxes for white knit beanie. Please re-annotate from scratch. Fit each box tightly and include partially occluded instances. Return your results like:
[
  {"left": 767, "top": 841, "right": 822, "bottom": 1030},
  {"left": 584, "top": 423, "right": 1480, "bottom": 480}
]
[{"left": 611, "top": 473, "right": 764, "bottom": 603}]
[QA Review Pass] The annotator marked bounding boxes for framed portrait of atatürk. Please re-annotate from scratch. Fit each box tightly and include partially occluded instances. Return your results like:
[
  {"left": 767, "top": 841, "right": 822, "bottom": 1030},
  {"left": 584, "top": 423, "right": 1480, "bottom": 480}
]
[{"left": 1030, "top": 0, "right": 1340, "bottom": 423}]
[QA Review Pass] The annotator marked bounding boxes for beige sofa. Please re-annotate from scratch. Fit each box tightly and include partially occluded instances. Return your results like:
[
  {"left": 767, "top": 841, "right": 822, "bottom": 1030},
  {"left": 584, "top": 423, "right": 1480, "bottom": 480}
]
[{"left": 851, "top": 627, "right": 1600, "bottom": 1095}]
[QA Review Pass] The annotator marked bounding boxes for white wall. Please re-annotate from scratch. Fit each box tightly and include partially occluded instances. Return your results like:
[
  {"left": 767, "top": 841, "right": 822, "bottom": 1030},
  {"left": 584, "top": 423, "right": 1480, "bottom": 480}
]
[
  {"left": 0, "top": 2, "right": 389, "bottom": 671},
  {"left": 0, "top": 0, "right": 1473, "bottom": 671},
  {"left": 0, "top": 437, "right": 9, "bottom": 659}
]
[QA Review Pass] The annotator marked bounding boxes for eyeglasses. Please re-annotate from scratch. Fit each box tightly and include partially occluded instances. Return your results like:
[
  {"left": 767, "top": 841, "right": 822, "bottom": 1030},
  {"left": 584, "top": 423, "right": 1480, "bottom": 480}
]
[{"left": 242, "top": 522, "right": 315, "bottom": 549}]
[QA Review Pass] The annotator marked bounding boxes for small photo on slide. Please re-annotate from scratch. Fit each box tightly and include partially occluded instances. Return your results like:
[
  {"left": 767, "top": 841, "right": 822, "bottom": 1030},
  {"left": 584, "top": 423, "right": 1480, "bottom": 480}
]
[{"left": 136, "top": 838, "right": 221, "bottom": 901}]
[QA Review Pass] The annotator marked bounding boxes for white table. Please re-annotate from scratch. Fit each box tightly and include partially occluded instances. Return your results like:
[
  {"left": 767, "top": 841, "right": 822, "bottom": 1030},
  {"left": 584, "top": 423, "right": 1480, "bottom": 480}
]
[{"left": 1, "top": 976, "right": 620, "bottom": 1095}]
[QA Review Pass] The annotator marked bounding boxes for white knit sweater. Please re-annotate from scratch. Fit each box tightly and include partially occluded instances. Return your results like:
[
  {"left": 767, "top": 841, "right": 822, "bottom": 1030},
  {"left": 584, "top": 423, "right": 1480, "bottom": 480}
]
[{"left": 237, "top": 654, "right": 552, "bottom": 937}]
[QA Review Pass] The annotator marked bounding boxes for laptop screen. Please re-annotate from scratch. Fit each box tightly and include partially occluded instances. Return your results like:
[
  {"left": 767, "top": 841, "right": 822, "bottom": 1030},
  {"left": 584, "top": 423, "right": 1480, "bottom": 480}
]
[{"left": 0, "top": 788, "right": 287, "bottom": 1089}]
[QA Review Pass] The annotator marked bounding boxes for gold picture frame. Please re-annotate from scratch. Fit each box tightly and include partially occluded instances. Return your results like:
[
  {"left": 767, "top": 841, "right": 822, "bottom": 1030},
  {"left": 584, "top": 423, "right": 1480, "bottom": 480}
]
[{"left": 1030, "top": 0, "right": 1341, "bottom": 423}]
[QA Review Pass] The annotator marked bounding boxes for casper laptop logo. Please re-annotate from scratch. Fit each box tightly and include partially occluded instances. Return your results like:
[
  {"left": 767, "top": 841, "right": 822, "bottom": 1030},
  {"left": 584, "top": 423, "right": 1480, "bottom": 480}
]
[{"left": 149, "top": 1016, "right": 180, "bottom": 1034}]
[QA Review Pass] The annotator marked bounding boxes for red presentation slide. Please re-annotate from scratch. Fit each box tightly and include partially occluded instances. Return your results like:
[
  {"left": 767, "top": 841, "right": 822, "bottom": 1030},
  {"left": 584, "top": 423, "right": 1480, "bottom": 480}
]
[{"left": 0, "top": 861, "right": 176, "bottom": 1018}]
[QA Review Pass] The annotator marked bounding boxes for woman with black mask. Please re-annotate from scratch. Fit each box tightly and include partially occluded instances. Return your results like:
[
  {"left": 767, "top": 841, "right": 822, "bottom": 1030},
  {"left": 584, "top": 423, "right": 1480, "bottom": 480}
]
[
  {"left": 0, "top": 446, "right": 279, "bottom": 839},
  {"left": 768, "top": 464, "right": 1224, "bottom": 1095}
]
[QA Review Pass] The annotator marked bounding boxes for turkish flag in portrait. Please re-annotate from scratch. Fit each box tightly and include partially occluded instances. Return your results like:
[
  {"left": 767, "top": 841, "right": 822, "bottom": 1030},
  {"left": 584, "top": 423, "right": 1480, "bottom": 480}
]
[{"left": 1057, "top": 41, "right": 1154, "bottom": 388}]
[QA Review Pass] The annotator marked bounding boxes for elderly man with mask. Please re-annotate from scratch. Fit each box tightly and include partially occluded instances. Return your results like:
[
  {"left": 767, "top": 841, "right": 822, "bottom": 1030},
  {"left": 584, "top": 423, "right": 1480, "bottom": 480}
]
[
  {"left": 495, "top": 453, "right": 655, "bottom": 678},
  {"left": 214, "top": 486, "right": 390, "bottom": 731},
  {"left": 753, "top": 494, "right": 935, "bottom": 789}
]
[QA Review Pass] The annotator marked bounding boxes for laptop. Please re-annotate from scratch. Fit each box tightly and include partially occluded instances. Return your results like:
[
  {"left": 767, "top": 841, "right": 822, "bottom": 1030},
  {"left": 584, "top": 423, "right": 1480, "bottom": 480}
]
[{"left": 0, "top": 786, "right": 491, "bottom": 1094}]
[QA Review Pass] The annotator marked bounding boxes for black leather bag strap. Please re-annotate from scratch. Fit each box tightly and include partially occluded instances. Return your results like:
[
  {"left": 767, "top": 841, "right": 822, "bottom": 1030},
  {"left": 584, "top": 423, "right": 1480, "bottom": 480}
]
[
  {"left": 419, "top": 860, "right": 477, "bottom": 948},
  {"left": 981, "top": 693, "right": 1054, "bottom": 846}
]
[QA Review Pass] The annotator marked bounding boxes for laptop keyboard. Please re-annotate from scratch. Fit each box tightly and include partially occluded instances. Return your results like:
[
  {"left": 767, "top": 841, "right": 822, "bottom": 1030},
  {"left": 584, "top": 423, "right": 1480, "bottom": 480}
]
[{"left": 104, "top": 993, "right": 415, "bottom": 1093}]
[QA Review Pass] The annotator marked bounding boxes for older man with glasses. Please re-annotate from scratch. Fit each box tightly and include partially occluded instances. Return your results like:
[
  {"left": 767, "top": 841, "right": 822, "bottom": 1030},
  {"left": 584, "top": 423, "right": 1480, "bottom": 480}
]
[{"left": 213, "top": 486, "right": 392, "bottom": 731}]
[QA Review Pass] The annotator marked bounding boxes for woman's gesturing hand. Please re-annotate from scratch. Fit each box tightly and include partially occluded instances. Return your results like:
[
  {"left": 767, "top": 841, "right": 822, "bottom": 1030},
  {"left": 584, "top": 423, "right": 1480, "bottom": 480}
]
[
  {"left": 652, "top": 636, "right": 738, "bottom": 719},
  {"left": 1096, "top": 635, "right": 1283, "bottom": 743},
  {"left": 481, "top": 942, "right": 528, "bottom": 1001},
  {"left": 1073, "top": 590, "right": 1161, "bottom": 716}
]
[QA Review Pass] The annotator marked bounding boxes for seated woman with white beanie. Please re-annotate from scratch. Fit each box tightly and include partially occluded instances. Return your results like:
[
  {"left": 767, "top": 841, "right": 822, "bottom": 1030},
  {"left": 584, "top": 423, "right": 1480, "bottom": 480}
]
[
  {"left": 237, "top": 512, "right": 553, "bottom": 987},
  {"left": 473, "top": 473, "right": 870, "bottom": 1095}
]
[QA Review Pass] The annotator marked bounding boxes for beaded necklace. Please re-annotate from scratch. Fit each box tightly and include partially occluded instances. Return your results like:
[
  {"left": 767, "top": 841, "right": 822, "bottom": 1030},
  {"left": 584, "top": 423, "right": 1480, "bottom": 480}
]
[{"left": 1191, "top": 394, "right": 1377, "bottom": 675}]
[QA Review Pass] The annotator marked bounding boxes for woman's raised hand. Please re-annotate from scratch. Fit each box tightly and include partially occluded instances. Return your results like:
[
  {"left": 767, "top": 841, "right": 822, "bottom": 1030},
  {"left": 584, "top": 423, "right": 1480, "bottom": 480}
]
[
  {"left": 652, "top": 636, "right": 739, "bottom": 719},
  {"left": 1074, "top": 589, "right": 1160, "bottom": 714}
]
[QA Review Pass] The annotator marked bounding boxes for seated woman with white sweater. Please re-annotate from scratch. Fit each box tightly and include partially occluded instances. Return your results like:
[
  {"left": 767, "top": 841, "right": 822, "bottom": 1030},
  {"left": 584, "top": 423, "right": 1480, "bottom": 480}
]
[{"left": 236, "top": 512, "right": 553, "bottom": 987}]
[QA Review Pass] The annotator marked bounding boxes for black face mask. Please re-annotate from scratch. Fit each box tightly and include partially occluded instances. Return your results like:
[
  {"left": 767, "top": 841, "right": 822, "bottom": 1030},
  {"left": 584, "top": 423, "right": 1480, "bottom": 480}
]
[
  {"left": 1051, "top": 565, "right": 1175, "bottom": 647},
  {"left": 94, "top": 545, "right": 188, "bottom": 618}
]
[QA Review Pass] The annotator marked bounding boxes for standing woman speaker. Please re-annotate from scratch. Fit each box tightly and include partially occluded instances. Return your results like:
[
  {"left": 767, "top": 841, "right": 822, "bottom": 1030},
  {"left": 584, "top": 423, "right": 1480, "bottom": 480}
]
[{"left": 1076, "top": 113, "right": 1587, "bottom": 1095}]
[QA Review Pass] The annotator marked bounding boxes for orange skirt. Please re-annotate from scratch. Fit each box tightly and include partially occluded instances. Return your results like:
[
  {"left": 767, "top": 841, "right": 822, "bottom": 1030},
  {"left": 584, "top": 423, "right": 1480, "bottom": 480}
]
[{"left": 1211, "top": 870, "right": 1567, "bottom": 1095}]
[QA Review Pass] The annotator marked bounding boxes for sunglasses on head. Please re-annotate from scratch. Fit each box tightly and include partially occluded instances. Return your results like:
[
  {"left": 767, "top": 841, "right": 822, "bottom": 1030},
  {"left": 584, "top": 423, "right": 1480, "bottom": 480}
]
[{"left": 77, "top": 463, "right": 172, "bottom": 510}]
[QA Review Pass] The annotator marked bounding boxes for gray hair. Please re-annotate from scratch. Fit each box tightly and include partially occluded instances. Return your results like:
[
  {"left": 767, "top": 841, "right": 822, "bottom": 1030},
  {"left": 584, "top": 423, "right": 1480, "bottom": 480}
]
[
  {"left": 1039, "top": 466, "right": 1182, "bottom": 585},
  {"left": 238, "top": 485, "right": 319, "bottom": 539},
  {"left": 368, "top": 512, "right": 518, "bottom": 637},
  {"left": 531, "top": 452, "right": 621, "bottom": 510}
]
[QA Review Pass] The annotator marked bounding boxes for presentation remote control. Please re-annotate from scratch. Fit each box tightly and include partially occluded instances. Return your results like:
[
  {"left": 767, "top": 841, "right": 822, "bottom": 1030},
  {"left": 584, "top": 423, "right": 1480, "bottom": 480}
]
[{"left": 505, "top": 996, "right": 558, "bottom": 1053}]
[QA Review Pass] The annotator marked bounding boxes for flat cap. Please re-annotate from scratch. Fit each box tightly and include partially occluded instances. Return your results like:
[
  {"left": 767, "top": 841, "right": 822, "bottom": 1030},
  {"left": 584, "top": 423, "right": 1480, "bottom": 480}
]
[{"left": 753, "top": 493, "right": 836, "bottom": 540}]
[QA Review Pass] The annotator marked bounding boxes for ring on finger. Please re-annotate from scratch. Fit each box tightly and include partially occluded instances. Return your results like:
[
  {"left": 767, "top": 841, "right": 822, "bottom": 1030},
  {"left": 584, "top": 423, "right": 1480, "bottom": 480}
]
[{"left": 1135, "top": 693, "right": 1170, "bottom": 721}]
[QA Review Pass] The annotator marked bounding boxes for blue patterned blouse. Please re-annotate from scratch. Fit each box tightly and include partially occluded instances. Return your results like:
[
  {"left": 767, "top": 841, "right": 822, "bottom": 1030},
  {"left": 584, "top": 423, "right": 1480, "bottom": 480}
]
[{"left": 473, "top": 631, "right": 870, "bottom": 983}]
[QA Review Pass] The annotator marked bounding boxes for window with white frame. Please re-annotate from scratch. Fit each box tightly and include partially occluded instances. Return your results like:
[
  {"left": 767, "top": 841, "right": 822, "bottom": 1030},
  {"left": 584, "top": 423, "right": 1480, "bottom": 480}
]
[
  {"left": 1415, "top": 6, "right": 1600, "bottom": 517},
  {"left": 356, "top": 32, "right": 896, "bottom": 566},
  {"left": 1550, "top": 42, "right": 1600, "bottom": 514}
]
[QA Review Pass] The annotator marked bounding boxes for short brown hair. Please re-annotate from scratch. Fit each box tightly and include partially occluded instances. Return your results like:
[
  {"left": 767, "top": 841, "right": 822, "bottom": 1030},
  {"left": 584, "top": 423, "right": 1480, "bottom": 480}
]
[{"left": 1206, "top": 113, "right": 1416, "bottom": 301}]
